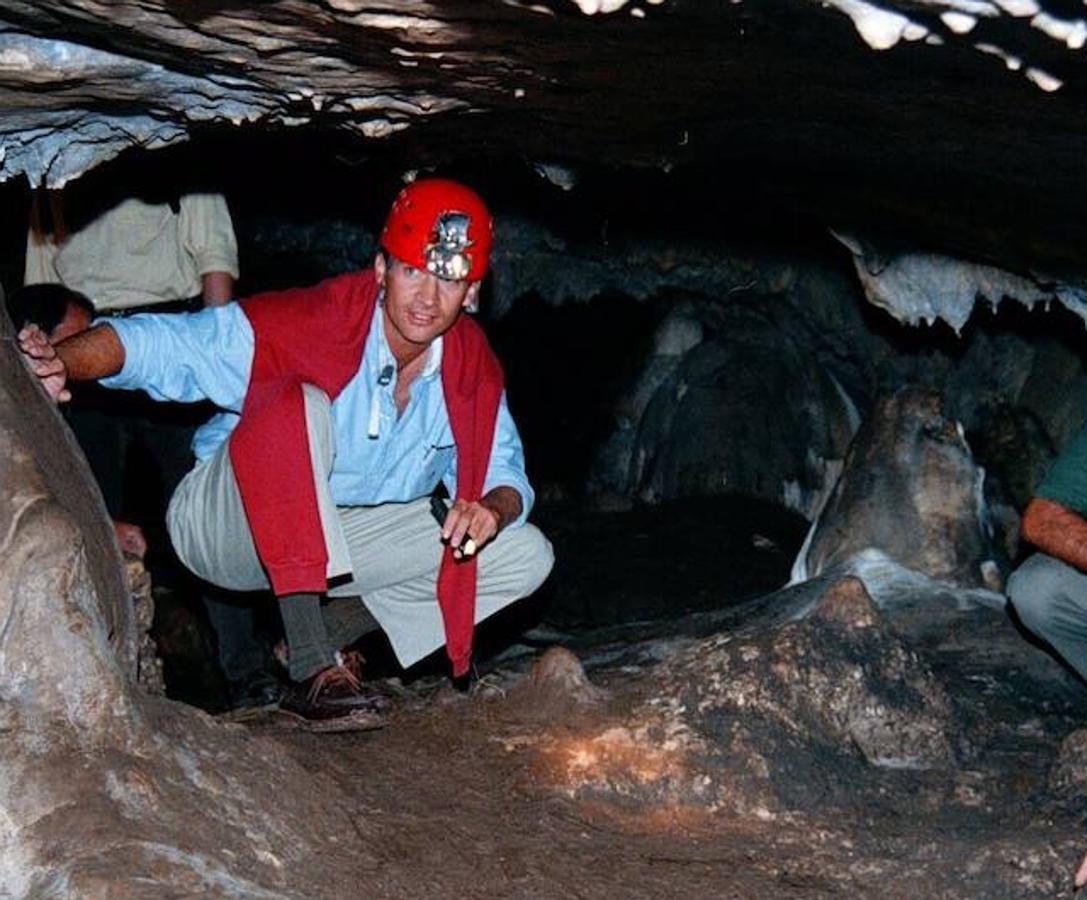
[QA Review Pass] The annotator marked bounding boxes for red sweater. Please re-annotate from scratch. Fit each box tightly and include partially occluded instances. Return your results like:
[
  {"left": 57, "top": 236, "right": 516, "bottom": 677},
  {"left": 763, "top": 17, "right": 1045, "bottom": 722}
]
[{"left": 228, "top": 269, "right": 504, "bottom": 676}]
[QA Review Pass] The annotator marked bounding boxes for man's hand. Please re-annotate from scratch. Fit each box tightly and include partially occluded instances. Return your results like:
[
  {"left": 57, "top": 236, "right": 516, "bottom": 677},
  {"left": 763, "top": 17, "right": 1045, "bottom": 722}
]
[
  {"left": 17, "top": 324, "right": 70, "bottom": 402},
  {"left": 442, "top": 499, "right": 501, "bottom": 560},
  {"left": 440, "top": 487, "right": 523, "bottom": 560}
]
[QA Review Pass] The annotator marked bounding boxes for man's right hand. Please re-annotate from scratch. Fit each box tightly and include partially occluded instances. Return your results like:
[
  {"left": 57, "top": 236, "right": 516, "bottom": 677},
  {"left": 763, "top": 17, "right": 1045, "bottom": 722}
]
[{"left": 17, "top": 324, "right": 70, "bottom": 403}]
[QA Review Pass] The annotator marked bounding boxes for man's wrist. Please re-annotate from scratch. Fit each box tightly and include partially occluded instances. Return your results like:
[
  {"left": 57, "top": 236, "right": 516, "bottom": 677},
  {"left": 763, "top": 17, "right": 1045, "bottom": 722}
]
[
  {"left": 479, "top": 486, "right": 522, "bottom": 533},
  {"left": 478, "top": 498, "right": 505, "bottom": 532}
]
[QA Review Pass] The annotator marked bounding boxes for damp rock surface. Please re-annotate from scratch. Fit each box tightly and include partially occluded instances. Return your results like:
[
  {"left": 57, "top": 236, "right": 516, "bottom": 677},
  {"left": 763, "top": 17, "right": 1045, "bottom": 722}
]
[
  {"left": 229, "top": 554, "right": 1087, "bottom": 899},
  {"left": 801, "top": 386, "right": 1001, "bottom": 586},
  {"left": 0, "top": 308, "right": 135, "bottom": 731}
]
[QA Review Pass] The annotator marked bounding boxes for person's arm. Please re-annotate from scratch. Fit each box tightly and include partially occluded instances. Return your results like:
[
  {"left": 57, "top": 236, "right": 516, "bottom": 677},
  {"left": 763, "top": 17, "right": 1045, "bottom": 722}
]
[
  {"left": 1020, "top": 497, "right": 1087, "bottom": 572},
  {"left": 96, "top": 306, "right": 253, "bottom": 408},
  {"left": 20, "top": 305, "right": 254, "bottom": 411},
  {"left": 17, "top": 322, "right": 123, "bottom": 402},
  {"left": 440, "top": 392, "right": 533, "bottom": 557},
  {"left": 179, "top": 194, "right": 239, "bottom": 308},
  {"left": 201, "top": 271, "right": 234, "bottom": 307},
  {"left": 56, "top": 323, "right": 125, "bottom": 380},
  {"left": 24, "top": 188, "right": 64, "bottom": 286}
]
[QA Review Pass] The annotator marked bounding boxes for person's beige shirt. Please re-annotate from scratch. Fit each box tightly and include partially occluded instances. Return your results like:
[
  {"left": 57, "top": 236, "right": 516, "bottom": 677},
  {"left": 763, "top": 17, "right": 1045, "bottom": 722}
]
[{"left": 25, "top": 193, "right": 239, "bottom": 311}]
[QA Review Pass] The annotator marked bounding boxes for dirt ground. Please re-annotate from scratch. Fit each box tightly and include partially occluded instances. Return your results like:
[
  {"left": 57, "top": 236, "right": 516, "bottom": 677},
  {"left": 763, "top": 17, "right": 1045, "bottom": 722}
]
[
  {"left": 259, "top": 692, "right": 853, "bottom": 899},
  {"left": 260, "top": 694, "right": 777, "bottom": 898},
  {"left": 232, "top": 630, "right": 1087, "bottom": 899},
  {"left": 183, "top": 498, "right": 1087, "bottom": 899}
]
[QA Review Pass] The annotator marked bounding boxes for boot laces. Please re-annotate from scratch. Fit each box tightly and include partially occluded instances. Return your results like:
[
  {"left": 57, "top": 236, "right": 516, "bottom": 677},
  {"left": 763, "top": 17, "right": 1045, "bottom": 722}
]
[{"left": 306, "top": 655, "right": 362, "bottom": 704}]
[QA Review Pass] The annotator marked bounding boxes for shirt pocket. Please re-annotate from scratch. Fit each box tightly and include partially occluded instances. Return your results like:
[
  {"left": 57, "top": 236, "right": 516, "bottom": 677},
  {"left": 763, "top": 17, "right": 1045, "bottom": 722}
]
[{"left": 420, "top": 442, "right": 456, "bottom": 491}]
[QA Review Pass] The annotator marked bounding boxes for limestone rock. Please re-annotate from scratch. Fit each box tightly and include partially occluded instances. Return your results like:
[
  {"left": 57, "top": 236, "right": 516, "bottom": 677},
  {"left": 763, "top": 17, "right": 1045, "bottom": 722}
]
[
  {"left": 619, "top": 294, "right": 857, "bottom": 518},
  {"left": 682, "top": 576, "right": 955, "bottom": 777},
  {"left": 0, "top": 305, "right": 391, "bottom": 895},
  {"left": 0, "top": 0, "right": 1086, "bottom": 314},
  {"left": 509, "top": 646, "right": 606, "bottom": 722},
  {"left": 0, "top": 308, "right": 136, "bottom": 734},
  {"left": 799, "top": 386, "right": 1000, "bottom": 587},
  {"left": 836, "top": 233, "right": 1087, "bottom": 333},
  {"left": 538, "top": 575, "right": 956, "bottom": 816},
  {"left": 1049, "top": 728, "right": 1087, "bottom": 793},
  {"left": 125, "top": 555, "right": 165, "bottom": 697}
]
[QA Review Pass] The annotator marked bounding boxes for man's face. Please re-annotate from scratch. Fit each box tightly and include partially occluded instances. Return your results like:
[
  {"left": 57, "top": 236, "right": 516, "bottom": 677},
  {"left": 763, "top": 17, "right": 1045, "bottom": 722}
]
[
  {"left": 376, "top": 252, "right": 480, "bottom": 351},
  {"left": 48, "top": 302, "right": 92, "bottom": 344}
]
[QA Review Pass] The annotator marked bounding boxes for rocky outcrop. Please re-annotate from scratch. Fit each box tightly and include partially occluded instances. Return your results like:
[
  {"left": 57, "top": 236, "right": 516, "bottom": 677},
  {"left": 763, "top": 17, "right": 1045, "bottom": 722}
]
[
  {"left": 0, "top": 307, "right": 136, "bottom": 731},
  {"left": 0, "top": 306, "right": 371, "bottom": 894},
  {"left": 535, "top": 577, "right": 956, "bottom": 815},
  {"left": 588, "top": 287, "right": 860, "bottom": 518},
  {"left": 125, "top": 554, "right": 165, "bottom": 697},
  {"left": 797, "top": 387, "right": 1002, "bottom": 587},
  {"left": 835, "top": 232, "right": 1087, "bottom": 333}
]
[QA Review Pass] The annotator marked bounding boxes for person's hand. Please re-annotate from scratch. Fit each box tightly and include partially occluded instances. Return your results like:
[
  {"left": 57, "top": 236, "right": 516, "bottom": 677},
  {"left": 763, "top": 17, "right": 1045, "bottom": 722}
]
[
  {"left": 17, "top": 324, "right": 70, "bottom": 402},
  {"left": 441, "top": 499, "right": 501, "bottom": 560},
  {"left": 113, "top": 521, "right": 147, "bottom": 559}
]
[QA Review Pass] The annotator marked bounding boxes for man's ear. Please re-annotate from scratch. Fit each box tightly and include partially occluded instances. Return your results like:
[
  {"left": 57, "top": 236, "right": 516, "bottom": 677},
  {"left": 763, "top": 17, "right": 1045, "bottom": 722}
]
[
  {"left": 462, "top": 282, "right": 481, "bottom": 313},
  {"left": 374, "top": 252, "right": 386, "bottom": 285}
]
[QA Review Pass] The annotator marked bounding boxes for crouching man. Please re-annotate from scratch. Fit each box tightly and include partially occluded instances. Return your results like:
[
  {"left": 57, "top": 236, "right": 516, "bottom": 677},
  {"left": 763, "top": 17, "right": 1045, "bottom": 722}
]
[{"left": 19, "top": 178, "right": 554, "bottom": 729}]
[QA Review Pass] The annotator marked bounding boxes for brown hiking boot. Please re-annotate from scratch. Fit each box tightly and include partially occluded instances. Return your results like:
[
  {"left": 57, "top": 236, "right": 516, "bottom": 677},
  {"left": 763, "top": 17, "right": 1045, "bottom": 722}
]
[{"left": 279, "top": 654, "right": 387, "bottom": 733}]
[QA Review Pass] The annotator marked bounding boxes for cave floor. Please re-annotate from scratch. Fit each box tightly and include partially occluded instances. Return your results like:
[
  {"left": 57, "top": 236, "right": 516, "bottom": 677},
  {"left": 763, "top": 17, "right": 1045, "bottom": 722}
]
[
  {"left": 229, "top": 624, "right": 1087, "bottom": 900},
  {"left": 182, "top": 496, "right": 1087, "bottom": 899}
]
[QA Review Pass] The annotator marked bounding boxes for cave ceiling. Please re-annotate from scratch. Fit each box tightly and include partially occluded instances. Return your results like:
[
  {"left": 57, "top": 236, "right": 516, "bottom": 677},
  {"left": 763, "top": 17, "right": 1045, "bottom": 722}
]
[{"left": 1, "top": 0, "right": 1086, "bottom": 286}]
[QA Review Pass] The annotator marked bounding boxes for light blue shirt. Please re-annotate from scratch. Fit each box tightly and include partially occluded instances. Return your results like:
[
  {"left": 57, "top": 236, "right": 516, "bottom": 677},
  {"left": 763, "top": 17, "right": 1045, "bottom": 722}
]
[{"left": 100, "top": 301, "right": 534, "bottom": 524}]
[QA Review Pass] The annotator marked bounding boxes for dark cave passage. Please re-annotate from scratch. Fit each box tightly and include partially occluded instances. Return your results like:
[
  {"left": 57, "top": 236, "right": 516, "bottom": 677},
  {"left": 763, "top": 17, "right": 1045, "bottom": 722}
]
[
  {"left": 7, "top": 0, "right": 1087, "bottom": 892},
  {"left": 5, "top": 129, "right": 1087, "bottom": 712},
  {"left": 5, "top": 106, "right": 1087, "bottom": 894}
]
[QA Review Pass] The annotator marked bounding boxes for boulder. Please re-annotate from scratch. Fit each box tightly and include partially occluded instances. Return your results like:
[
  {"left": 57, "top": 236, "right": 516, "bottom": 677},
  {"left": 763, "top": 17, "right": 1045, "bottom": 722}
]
[
  {"left": 0, "top": 307, "right": 136, "bottom": 734},
  {"left": 535, "top": 575, "right": 957, "bottom": 816},
  {"left": 798, "top": 386, "right": 1001, "bottom": 587}
]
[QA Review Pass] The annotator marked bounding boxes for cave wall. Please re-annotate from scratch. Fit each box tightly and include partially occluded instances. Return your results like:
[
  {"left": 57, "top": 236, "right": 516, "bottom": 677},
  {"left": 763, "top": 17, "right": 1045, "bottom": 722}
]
[
  {"left": 0, "top": 303, "right": 136, "bottom": 688},
  {"left": 230, "top": 193, "right": 1087, "bottom": 529}
]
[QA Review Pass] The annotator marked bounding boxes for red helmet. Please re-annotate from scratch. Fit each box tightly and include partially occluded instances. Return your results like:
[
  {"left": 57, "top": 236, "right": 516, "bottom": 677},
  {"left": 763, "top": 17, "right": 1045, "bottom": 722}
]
[{"left": 380, "top": 178, "right": 493, "bottom": 282}]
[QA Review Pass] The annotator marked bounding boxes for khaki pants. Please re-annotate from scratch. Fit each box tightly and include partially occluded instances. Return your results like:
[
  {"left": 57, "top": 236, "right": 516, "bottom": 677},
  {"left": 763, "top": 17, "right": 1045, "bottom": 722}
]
[
  {"left": 1007, "top": 552, "right": 1087, "bottom": 683},
  {"left": 167, "top": 385, "right": 554, "bottom": 669}
]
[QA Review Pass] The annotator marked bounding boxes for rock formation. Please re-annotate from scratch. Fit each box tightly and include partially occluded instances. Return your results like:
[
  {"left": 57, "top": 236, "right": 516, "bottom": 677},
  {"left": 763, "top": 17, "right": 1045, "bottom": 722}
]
[
  {"left": 0, "top": 306, "right": 135, "bottom": 731},
  {"left": 0, "top": 305, "right": 368, "bottom": 895},
  {"left": 797, "top": 386, "right": 1002, "bottom": 587}
]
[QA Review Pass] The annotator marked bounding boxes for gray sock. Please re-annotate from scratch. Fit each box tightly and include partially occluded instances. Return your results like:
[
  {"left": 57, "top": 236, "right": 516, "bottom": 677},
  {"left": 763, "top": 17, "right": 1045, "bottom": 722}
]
[
  {"left": 277, "top": 592, "right": 335, "bottom": 682},
  {"left": 322, "top": 596, "right": 381, "bottom": 651}
]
